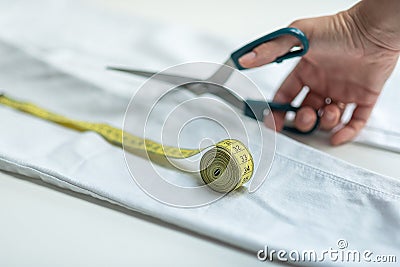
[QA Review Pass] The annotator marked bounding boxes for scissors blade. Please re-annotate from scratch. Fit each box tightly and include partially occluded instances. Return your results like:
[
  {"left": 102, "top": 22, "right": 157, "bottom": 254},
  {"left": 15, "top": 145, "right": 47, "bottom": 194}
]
[
  {"left": 107, "top": 66, "right": 198, "bottom": 85},
  {"left": 206, "top": 58, "right": 236, "bottom": 84},
  {"left": 107, "top": 65, "right": 244, "bottom": 109},
  {"left": 108, "top": 66, "right": 211, "bottom": 95}
]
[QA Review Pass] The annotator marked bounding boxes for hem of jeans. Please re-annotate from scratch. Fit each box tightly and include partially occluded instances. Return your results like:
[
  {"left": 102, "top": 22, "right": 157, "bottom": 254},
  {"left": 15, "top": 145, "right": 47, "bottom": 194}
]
[{"left": 275, "top": 152, "right": 400, "bottom": 200}]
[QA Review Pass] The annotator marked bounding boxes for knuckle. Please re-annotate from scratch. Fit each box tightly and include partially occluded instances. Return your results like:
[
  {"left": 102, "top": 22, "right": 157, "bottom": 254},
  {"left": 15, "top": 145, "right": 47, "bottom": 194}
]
[{"left": 289, "top": 19, "right": 302, "bottom": 28}]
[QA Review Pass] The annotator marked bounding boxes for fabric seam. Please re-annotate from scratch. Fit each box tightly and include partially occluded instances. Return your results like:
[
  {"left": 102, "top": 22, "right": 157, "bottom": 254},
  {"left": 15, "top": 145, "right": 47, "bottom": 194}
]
[{"left": 276, "top": 152, "right": 400, "bottom": 200}]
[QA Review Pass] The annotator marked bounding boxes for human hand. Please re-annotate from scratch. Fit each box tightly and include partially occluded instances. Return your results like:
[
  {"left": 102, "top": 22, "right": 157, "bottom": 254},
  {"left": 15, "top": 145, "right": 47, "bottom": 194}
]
[{"left": 239, "top": 2, "right": 400, "bottom": 145}]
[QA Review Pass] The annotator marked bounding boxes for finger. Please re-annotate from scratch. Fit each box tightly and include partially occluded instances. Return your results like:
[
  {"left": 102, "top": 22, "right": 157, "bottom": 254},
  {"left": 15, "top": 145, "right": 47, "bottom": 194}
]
[
  {"left": 294, "top": 106, "right": 318, "bottom": 132},
  {"left": 292, "top": 91, "right": 324, "bottom": 131},
  {"left": 330, "top": 105, "right": 373, "bottom": 146},
  {"left": 320, "top": 104, "right": 341, "bottom": 130},
  {"left": 270, "top": 67, "right": 304, "bottom": 131},
  {"left": 239, "top": 35, "right": 301, "bottom": 68}
]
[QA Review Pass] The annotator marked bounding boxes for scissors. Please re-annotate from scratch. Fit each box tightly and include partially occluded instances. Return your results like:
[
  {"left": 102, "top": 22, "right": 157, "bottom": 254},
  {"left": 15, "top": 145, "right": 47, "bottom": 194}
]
[{"left": 108, "top": 27, "right": 320, "bottom": 134}]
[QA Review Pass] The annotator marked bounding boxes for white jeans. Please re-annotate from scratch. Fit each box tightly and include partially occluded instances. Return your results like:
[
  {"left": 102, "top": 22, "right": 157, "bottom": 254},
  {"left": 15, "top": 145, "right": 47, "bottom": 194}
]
[{"left": 0, "top": 40, "right": 399, "bottom": 266}]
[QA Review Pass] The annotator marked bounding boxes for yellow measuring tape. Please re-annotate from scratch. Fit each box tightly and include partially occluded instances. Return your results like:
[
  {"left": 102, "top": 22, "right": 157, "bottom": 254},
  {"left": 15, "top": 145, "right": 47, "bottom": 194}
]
[{"left": 0, "top": 94, "right": 254, "bottom": 192}]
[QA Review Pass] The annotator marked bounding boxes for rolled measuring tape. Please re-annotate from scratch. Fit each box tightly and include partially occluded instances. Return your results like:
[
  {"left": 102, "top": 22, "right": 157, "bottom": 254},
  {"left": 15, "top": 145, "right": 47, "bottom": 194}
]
[
  {"left": 200, "top": 139, "right": 253, "bottom": 192},
  {"left": 0, "top": 94, "right": 254, "bottom": 193}
]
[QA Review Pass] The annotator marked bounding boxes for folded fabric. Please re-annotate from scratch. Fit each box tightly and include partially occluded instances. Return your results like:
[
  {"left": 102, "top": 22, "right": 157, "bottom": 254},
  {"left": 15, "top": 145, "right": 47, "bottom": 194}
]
[{"left": 0, "top": 38, "right": 400, "bottom": 267}]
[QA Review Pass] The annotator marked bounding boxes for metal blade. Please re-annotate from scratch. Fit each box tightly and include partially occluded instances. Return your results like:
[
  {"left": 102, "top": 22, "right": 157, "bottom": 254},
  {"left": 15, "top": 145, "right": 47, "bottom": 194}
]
[
  {"left": 107, "top": 65, "right": 244, "bottom": 109},
  {"left": 206, "top": 58, "right": 236, "bottom": 85},
  {"left": 175, "top": 82, "right": 245, "bottom": 109},
  {"left": 107, "top": 66, "right": 197, "bottom": 85}
]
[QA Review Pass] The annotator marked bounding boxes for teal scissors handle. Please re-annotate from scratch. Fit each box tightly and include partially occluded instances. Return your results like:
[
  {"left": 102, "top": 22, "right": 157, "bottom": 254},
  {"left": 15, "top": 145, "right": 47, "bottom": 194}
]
[
  {"left": 230, "top": 27, "right": 309, "bottom": 70},
  {"left": 230, "top": 27, "right": 315, "bottom": 134}
]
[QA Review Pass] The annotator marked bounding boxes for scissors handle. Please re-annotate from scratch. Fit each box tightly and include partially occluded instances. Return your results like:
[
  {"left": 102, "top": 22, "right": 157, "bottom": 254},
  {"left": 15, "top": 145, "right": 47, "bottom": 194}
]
[
  {"left": 230, "top": 27, "right": 309, "bottom": 70},
  {"left": 244, "top": 100, "right": 319, "bottom": 135}
]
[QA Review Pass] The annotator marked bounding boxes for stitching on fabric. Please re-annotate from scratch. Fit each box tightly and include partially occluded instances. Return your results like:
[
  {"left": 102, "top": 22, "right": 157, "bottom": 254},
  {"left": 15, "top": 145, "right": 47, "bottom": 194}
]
[{"left": 276, "top": 152, "right": 400, "bottom": 200}]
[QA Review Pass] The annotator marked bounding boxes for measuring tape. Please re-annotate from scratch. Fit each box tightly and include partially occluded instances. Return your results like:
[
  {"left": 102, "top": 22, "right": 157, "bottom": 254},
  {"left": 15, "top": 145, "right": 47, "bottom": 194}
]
[{"left": 0, "top": 94, "right": 254, "bottom": 193}]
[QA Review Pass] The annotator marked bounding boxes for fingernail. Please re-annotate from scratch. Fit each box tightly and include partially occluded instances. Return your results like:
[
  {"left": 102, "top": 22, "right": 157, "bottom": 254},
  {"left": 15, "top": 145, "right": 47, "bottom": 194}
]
[
  {"left": 301, "top": 113, "right": 312, "bottom": 124},
  {"left": 239, "top": 52, "right": 256, "bottom": 63}
]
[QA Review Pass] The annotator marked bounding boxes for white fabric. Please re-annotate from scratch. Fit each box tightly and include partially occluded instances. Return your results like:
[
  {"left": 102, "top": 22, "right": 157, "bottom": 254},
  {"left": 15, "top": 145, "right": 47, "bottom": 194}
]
[
  {"left": 0, "top": 0, "right": 399, "bottom": 152},
  {"left": 1, "top": 41, "right": 400, "bottom": 266},
  {"left": 0, "top": 1, "right": 399, "bottom": 266}
]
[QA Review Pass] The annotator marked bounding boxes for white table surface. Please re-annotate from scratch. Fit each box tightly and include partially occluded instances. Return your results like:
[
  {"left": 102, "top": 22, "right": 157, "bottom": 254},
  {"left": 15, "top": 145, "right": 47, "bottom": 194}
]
[{"left": 1, "top": 1, "right": 398, "bottom": 266}]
